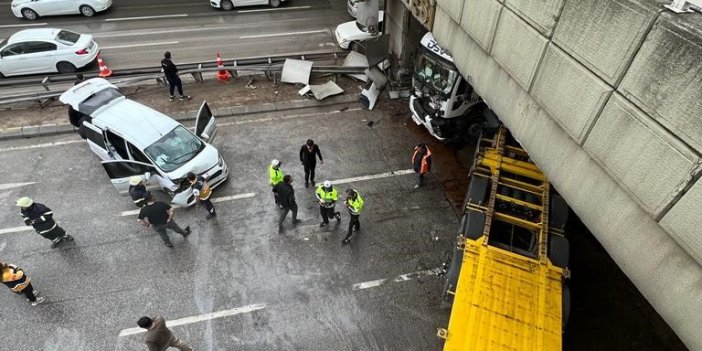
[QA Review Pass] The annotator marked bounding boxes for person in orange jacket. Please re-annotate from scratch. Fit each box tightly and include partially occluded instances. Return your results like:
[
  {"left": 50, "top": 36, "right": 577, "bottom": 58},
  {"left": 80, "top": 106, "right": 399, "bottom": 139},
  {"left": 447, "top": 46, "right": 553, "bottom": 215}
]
[
  {"left": 412, "top": 143, "right": 432, "bottom": 188},
  {"left": 1, "top": 262, "right": 45, "bottom": 306}
]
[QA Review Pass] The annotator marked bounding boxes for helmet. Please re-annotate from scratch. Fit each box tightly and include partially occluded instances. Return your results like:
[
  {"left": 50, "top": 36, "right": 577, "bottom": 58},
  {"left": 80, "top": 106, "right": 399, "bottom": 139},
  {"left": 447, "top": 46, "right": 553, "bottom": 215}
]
[
  {"left": 271, "top": 159, "right": 281, "bottom": 167},
  {"left": 129, "top": 176, "right": 142, "bottom": 186},
  {"left": 16, "top": 197, "right": 33, "bottom": 207},
  {"left": 323, "top": 181, "right": 332, "bottom": 188}
]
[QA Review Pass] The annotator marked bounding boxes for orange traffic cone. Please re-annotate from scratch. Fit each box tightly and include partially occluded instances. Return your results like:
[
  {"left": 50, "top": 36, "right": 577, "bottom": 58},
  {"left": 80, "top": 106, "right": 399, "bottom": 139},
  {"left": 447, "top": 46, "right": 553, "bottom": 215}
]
[
  {"left": 215, "top": 52, "right": 231, "bottom": 82},
  {"left": 97, "top": 54, "right": 112, "bottom": 78}
]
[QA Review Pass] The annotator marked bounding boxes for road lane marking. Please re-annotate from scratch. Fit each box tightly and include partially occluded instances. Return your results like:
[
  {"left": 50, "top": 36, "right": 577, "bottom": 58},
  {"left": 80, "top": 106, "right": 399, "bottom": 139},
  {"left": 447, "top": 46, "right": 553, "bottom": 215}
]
[
  {"left": 105, "top": 14, "right": 188, "bottom": 22},
  {"left": 217, "top": 108, "right": 362, "bottom": 127},
  {"left": 0, "top": 226, "right": 33, "bottom": 235},
  {"left": 237, "top": 5, "right": 311, "bottom": 13},
  {"left": 239, "top": 29, "right": 327, "bottom": 39},
  {"left": 0, "top": 182, "right": 37, "bottom": 190},
  {"left": 118, "top": 303, "right": 266, "bottom": 337},
  {"left": 0, "top": 23, "right": 47, "bottom": 28},
  {"left": 331, "top": 169, "right": 415, "bottom": 186},
  {"left": 0, "top": 140, "right": 83, "bottom": 153},
  {"left": 101, "top": 41, "right": 180, "bottom": 50},
  {"left": 119, "top": 192, "right": 256, "bottom": 216},
  {"left": 0, "top": 108, "right": 360, "bottom": 153},
  {"left": 352, "top": 268, "right": 442, "bottom": 291}
]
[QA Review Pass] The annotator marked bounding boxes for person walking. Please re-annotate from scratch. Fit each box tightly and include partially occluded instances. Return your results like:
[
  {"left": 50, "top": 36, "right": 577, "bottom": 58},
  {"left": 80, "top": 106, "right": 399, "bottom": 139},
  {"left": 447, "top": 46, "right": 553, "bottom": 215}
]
[
  {"left": 315, "top": 180, "right": 341, "bottom": 227},
  {"left": 186, "top": 172, "right": 216, "bottom": 220},
  {"left": 342, "top": 188, "right": 364, "bottom": 244},
  {"left": 273, "top": 175, "right": 300, "bottom": 233},
  {"left": 412, "top": 143, "right": 432, "bottom": 188},
  {"left": 129, "top": 176, "right": 151, "bottom": 208},
  {"left": 17, "top": 197, "right": 73, "bottom": 249},
  {"left": 74, "top": 73, "right": 85, "bottom": 85},
  {"left": 1, "top": 262, "right": 45, "bottom": 306},
  {"left": 299, "top": 139, "right": 323, "bottom": 188},
  {"left": 137, "top": 194, "right": 191, "bottom": 247},
  {"left": 160, "top": 51, "right": 191, "bottom": 102},
  {"left": 137, "top": 315, "right": 192, "bottom": 351},
  {"left": 269, "top": 159, "right": 285, "bottom": 207}
]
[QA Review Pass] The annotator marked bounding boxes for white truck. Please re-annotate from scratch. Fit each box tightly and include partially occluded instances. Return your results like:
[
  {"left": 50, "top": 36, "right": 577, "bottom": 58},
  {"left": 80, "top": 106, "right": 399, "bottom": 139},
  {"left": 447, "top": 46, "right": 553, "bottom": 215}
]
[{"left": 410, "top": 32, "right": 489, "bottom": 143}]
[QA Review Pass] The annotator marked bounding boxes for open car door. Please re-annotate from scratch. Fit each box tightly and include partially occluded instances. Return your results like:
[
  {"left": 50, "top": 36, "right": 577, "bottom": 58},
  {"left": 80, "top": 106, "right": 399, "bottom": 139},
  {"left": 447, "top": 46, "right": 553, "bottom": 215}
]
[
  {"left": 194, "top": 101, "right": 217, "bottom": 143},
  {"left": 101, "top": 160, "right": 161, "bottom": 195}
]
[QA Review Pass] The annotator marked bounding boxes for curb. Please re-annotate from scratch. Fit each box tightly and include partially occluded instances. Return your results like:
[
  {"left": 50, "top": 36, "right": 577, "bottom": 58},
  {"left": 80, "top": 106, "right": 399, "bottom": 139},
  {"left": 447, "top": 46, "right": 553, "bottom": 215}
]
[{"left": 0, "top": 94, "right": 359, "bottom": 141}]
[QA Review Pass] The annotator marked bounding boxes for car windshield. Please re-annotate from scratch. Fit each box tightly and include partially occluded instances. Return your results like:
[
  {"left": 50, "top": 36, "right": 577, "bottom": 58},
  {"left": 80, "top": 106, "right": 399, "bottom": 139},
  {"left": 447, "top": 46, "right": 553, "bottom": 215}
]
[
  {"left": 55, "top": 30, "right": 80, "bottom": 45},
  {"left": 144, "top": 126, "right": 204, "bottom": 172},
  {"left": 78, "top": 87, "right": 124, "bottom": 115},
  {"left": 414, "top": 52, "right": 458, "bottom": 95}
]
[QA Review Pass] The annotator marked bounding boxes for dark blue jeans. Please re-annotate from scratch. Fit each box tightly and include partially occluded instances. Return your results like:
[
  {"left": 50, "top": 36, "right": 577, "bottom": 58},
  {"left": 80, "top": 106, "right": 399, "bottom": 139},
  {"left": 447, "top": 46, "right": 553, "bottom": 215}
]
[{"left": 166, "top": 75, "right": 183, "bottom": 96}]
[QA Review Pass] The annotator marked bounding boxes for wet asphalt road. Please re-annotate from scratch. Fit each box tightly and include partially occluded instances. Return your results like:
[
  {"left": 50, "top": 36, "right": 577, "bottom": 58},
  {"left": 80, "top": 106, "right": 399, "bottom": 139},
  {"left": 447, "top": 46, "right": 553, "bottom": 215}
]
[
  {"left": 0, "top": 103, "right": 457, "bottom": 350},
  {"left": 0, "top": 0, "right": 348, "bottom": 69}
]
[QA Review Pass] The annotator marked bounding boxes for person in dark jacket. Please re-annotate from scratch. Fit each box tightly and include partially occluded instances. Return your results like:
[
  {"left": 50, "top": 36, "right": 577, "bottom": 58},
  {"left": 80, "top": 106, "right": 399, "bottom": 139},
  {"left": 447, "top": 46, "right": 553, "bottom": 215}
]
[
  {"left": 273, "top": 175, "right": 301, "bottom": 233},
  {"left": 1, "top": 262, "right": 45, "bottom": 306},
  {"left": 17, "top": 197, "right": 73, "bottom": 249},
  {"left": 160, "top": 51, "right": 191, "bottom": 101},
  {"left": 186, "top": 172, "right": 216, "bottom": 220},
  {"left": 137, "top": 315, "right": 191, "bottom": 351},
  {"left": 299, "top": 139, "right": 323, "bottom": 188},
  {"left": 129, "top": 176, "right": 151, "bottom": 208},
  {"left": 412, "top": 143, "right": 432, "bottom": 188},
  {"left": 137, "top": 194, "right": 191, "bottom": 248}
]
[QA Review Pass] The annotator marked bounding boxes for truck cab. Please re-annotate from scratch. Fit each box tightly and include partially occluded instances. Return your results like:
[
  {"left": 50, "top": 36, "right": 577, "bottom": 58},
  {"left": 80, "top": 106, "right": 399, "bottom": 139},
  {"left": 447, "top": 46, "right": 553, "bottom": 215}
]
[{"left": 410, "top": 32, "right": 486, "bottom": 142}]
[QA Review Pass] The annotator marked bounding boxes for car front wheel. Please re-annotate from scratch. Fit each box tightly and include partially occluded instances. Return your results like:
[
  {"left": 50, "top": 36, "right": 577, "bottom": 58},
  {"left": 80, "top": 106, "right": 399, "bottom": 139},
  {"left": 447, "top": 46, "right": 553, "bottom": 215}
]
[
  {"left": 220, "top": 0, "right": 234, "bottom": 10},
  {"left": 269, "top": 0, "right": 281, "bottom": 7},
  {"left": 80, "top": 5, "right": 96, "bottom": 17},
  {"left": 56, "top": 61, "right": 76, "bottom": 74},
  {"left": 21, "top": 8, "right": 39, "bottom": 20}
]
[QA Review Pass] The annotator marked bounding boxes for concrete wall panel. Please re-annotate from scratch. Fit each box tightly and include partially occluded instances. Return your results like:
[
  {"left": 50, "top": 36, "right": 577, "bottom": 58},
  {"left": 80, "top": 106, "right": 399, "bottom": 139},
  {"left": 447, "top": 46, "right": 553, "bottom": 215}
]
[
  {"left": 619, "top": 15, "right": 702, "bottom": 152},
  {"left": 583, "top": 94, "right": 700, "bottom": 217},
  {"left": 458, "top": 0, "right": 502, "bottom": 52},
  {"left": 437, "top": 0, "right": 464, "bottom": 23},
  {"left": 530, "top": 44, "right": 613, "bottom": 142},
  {"left": 552, "top": 0, "right": 659, "bottom": 85},
  {"left": 661, "top": 179, "right": 702, "bottom": 266},
  {"left": 491, "top": 9, "right": 548, "bottom": 90},
  {"left": 504, "top": 0, "right": 564, "bottom": 36}
]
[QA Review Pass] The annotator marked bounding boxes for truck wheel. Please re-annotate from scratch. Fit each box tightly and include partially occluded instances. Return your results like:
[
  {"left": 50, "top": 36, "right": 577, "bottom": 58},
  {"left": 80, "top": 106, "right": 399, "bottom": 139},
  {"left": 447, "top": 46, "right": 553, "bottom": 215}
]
[{"left": 461, "top": 122, "right": 482, "bottom": 143}]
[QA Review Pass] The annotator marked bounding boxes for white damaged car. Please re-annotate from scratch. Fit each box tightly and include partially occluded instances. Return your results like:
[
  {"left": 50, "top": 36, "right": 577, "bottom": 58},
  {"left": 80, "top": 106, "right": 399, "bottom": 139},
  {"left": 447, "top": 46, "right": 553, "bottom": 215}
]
[{"left": 59, "top": 78, "right": 229, "bottom": 206}]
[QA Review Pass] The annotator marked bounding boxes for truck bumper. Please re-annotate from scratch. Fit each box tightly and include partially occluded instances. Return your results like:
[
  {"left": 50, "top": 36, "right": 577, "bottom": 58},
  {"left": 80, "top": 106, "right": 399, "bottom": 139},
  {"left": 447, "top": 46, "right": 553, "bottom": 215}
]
[{"left": 410, "top": 95, "right": 451, "bottom": 141}]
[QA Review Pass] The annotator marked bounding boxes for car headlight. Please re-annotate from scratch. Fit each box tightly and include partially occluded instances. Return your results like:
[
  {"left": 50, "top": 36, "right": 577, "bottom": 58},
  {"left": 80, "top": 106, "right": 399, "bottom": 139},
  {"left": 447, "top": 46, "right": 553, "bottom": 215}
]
[{"left": 218, "top": 156, "right": 224, "bottom": 167}]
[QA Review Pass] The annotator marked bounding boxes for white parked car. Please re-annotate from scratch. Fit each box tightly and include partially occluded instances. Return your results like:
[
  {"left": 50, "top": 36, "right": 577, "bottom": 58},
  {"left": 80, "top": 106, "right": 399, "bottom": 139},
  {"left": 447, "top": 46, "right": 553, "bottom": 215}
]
[
  {"left": 209, "top": 0, "right": 285, "bottom": 11},
  {"left": 11, "top": 0, "right": 112, "bottom": 20},
  {"left": 0, "top": 28, "right": 99, "bottom": 77},
  {"left": 335, "top": 11, "right": 384, "bottom": 49},
  {"left": 59, "top": 78, "right": 229, "bottom": 206}
]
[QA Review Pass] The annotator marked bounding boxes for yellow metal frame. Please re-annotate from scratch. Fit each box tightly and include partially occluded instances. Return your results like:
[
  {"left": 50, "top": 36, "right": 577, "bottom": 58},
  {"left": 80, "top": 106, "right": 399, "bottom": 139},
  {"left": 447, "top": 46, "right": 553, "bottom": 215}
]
[{"left": 441, "top": 126, "right": 565, "bottom": 351}]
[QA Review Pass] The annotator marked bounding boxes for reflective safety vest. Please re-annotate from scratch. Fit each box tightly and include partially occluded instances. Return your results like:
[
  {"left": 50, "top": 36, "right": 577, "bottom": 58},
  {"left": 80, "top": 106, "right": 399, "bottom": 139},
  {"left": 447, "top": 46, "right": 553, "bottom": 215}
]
[
  {"left": 412, "top": 146, "right": 432, "bottom": 175},
  {"left": 1, "top": 264, "right": 30, "bottom": 293},
  {"left": 346, "top": 191, "right": 364, "bottom": 215},
  {"left": 191, "top": 176, "right": 212, "bottom": 200},
  {"left": 315, "top": 186, "right": 338, "bottom": 208},
  {"left": 269, "top": 165, "right": 284, "bottom": 186}
]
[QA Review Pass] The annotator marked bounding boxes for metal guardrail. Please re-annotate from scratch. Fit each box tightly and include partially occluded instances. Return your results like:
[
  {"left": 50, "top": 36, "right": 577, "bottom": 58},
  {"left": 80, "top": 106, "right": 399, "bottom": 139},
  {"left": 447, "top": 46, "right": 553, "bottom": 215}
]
[{"left": 0, "top": 50, "right": 360, "bottom": 106}]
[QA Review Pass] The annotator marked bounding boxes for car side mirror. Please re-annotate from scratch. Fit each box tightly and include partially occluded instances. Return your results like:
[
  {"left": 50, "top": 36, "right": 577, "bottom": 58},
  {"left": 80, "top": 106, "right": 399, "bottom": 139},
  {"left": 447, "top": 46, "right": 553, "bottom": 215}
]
[
  {"left": 201, "top": 132, "right": 210, "bottom": 140},
  {"left": 144, "top": 172, "right": 151, "bottom": 180}
]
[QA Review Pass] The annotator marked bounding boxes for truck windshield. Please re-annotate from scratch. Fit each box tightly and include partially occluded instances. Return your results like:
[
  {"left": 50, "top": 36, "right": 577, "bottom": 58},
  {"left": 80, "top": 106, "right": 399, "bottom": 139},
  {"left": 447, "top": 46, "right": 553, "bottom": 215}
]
[
  {"left": 144, "top": 126, "right": 204, "bottom": 172},
  {"left": 414, "top": 52, "right": 458, "bottom": 95}
]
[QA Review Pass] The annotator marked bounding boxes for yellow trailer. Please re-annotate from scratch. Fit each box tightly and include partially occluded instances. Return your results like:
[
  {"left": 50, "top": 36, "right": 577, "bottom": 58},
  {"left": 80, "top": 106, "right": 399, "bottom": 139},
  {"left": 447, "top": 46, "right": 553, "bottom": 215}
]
[{"left": 438, "top": 126, "right": 570, "bottom": 351}]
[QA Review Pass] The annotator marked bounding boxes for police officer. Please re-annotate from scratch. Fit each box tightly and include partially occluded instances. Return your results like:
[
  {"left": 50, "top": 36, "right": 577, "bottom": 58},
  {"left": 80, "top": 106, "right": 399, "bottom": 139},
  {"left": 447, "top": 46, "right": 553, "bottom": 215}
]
[
  {"left": 315, "top": 180, "right": 340, "bottom": 227},
  {"left": 273, "top": 175, "right": 300, "bottom": 233},
  {"left": 412, "top": 143, "right": 432, "bottom": 188},
  {"left": 129, "top": 176, "right": 151, "bottom": 208},
  {"left": 342, "top": 188, "right": 364, "bottom": 244},
  {"left": 1, "top": 262, "right": 45, "bottom": 306},
  {"left": 17, "top": 197, "right": 73, "bottom": 249},
  {"left": 269, "top": 159, "right": 284, "bottom": 207},
  {"left": 186, "top": 172, "right": 216, "bottom": 220}
]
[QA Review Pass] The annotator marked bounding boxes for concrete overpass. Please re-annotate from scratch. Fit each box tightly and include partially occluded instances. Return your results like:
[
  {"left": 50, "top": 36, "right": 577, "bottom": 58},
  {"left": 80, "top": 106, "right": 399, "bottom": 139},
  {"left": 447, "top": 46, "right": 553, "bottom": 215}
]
[{"left": 385, "top": 0, "right": 702, "bottom": 349}]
